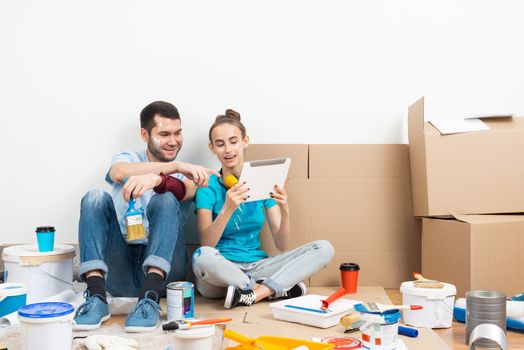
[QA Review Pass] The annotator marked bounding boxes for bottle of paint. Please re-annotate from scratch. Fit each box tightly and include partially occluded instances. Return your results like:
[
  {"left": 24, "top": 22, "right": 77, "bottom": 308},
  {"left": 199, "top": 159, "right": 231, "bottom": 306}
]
[{"left": 125, "top": 196, "right": 146, "bottom": 242}]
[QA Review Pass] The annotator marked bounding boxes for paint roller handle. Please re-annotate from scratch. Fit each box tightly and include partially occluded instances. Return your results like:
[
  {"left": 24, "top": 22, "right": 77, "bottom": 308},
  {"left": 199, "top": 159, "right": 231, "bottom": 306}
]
[
  {"left": 395, "top": 305, "right": 423, "bottom": 311},
  {"left": 321, "top": 287, "right": 347, "bottom": 310},
  {"left": 398, "top": 326, "right": 419, "bottom": 338},
  {"left": 223, "top": 329, "right": 256, "bottom": 346}
]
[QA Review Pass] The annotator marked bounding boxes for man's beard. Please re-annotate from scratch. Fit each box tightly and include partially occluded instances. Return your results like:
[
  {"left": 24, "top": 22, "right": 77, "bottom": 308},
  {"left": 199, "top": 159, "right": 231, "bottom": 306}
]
[{"left": 147, "top": 140, "right": 179, "bottom": 162}]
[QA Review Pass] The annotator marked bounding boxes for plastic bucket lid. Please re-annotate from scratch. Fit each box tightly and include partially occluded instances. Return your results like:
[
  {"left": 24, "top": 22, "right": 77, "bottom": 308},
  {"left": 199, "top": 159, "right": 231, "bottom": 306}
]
[
  {"left": 0, "top": 283, "right": 27, "bottom": 297},
  {"left": 173, "top": 325, "right": 215, "bottom": 339},
  {"left": 18, "top": 302, "right": 74, "bottom": 319},
  {"left": 400, "top": 281, "right": 456, "bottom": 297},
  {"left": 2, "top": 244, "right": 75, "bottom": 265}
]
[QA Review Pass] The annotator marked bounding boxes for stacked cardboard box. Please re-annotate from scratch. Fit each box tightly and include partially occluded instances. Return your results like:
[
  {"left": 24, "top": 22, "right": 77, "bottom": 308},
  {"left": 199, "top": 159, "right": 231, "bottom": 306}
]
[
  {"left": 408, "top": 97, "right": 524, "bottom": 297},
  {"left": 246, "top": 144, "right": 421, "bottom": 288}
]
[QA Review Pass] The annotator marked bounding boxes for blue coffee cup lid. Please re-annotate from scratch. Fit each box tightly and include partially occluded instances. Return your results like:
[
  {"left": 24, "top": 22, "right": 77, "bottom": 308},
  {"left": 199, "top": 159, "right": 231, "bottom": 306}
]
[{"left": 18, "top": 302, "right": 74, "bottom": 318}]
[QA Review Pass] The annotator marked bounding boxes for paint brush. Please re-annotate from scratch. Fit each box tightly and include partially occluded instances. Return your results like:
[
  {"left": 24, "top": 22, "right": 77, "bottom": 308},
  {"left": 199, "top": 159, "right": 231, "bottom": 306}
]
[
  {"left": 354, "top": 303, "right": 422, "bottom": 313},
  {"left": 162, "top": 317, "right": 232, "bottom": 331}
]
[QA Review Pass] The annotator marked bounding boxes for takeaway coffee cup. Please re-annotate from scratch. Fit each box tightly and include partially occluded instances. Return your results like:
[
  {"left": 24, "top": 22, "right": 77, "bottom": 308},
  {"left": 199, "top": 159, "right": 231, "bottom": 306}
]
[
  {"left": 36, "top": 226, "right": 55, "bottom": 252},
  {"left": 340, "top": 263, "right": 360, "bottom": 294}
]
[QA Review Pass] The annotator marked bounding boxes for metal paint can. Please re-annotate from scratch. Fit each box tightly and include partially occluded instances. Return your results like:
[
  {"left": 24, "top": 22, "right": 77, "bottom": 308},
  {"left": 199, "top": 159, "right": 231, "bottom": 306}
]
[{"left": 167, "top": 281, "right": 194, "bottom": 320}]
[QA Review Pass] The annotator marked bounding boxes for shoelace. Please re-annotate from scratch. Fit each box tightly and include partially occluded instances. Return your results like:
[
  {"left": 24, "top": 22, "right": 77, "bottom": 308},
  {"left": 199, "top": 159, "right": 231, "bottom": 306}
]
[
  {"left": 131, "top": 297, "right": 161, "bottom": 318},
  {"left": 239, "top": 292, "right": 256, "bottom": 306},
  {"left": 76, "top": 292, "right": 102, "bottom": 316}
]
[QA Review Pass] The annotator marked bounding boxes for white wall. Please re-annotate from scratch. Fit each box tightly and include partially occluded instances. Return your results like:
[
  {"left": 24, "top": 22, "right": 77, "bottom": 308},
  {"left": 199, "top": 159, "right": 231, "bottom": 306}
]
[{"left": 1, "top": 0, "right": 524, "bottom": 244}]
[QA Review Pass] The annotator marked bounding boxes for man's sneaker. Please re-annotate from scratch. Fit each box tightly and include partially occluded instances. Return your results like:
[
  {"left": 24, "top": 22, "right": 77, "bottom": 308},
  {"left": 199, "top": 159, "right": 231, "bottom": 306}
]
[
  {"left": 224, "top": 286, "right": 256, "bottom": 309},
  {"left": 73, "top": 292, "right": 111, "bottom": 331},
  {"left": 125, "top": 291, "right": 162, "bottom": 333},
  {"left": 280, "top": 282, "right": 307, "bottom": 299}
]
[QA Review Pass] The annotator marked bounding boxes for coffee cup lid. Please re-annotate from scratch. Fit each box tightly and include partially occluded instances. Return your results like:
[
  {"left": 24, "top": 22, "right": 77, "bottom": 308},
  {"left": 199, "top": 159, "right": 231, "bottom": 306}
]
[
  {"left": 340, "top": 263, "right": 360, "bottom": 271},
  {"left": 36, "top": 226, "right": 55, "bottom": 233}
]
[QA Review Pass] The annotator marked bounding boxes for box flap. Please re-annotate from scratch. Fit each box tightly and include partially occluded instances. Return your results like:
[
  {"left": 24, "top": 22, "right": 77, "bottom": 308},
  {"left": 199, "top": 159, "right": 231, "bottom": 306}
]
[
  {"left": 451, "top": 212, "right": 524, "bottom": 224},
  {"left": 427, "top": 117, "right": 489, "bottom": 135},
  {"left": 408, "top": 97, "right": 430, "bottom": 216}
]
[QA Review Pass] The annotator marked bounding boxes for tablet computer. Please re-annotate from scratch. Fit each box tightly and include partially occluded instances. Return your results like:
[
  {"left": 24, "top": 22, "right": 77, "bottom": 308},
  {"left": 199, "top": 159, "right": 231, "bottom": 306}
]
[{"left": 239, "top": 158, "right": 291, "bottom": 202}]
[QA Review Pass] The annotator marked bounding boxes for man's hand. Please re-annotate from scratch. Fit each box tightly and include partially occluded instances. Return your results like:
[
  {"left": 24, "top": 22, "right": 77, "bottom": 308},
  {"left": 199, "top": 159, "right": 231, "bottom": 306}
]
[
  {"left": 176, "top": 161, "right": 220, "bottom": 187},
  {"left": 123, "top": 174, "right": 162, "bottom": 202}
]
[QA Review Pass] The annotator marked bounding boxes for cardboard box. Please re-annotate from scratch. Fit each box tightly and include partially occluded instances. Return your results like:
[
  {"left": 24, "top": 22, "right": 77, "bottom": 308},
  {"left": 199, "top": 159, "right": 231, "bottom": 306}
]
[
  {"left": 308, "top": 145, "right": 421, "bottom": 288},
  {"left": 245, "top": 144, "right": 309, "bottom": 179},
  {"left": 408, "top": 97, "right": 524, "bottom": 217},
  {"left": 422, "top": 214, "right": 524, "bottom": 297},
  {"left": 258, "top": 179, "right": 311, "bottom": 257}
]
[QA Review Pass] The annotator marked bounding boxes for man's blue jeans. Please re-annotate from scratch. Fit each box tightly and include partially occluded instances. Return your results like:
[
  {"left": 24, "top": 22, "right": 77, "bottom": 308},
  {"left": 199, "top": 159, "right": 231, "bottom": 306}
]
[{"left": 78, "top": 190, "right": 187, "bottom": 297}]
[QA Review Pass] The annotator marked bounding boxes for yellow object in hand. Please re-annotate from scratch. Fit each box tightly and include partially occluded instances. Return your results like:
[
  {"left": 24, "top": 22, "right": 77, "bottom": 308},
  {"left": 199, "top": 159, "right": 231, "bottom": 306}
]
[{"left": 224, "top": 174, "right": 239, "bottom": 189}]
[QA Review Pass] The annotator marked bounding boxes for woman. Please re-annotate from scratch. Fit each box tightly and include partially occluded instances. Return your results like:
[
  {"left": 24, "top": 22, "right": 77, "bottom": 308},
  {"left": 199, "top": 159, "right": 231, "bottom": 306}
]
[{"left": 192, "top": 109, "right": 334, "bottom": 309}]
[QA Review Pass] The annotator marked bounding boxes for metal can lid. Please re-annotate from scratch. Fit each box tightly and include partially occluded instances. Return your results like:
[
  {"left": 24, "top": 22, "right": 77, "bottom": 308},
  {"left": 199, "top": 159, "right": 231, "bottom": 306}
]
[{"left": 167, "top": 281, "right": 194, "bottom": 289}]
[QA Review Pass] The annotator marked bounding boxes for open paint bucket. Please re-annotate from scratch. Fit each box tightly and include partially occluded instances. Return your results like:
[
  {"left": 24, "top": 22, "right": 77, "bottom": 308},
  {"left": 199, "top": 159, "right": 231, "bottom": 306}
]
[
  {"left": 2, "top": 244, "right": 75, "bottom": 303},
  {"left": 0, "top": 283, "right": 27, "bottom": 318},
  {"left": 359, "top": 309, "right": 401, "bottom": 350},
  {"left": 18, "top": 302, "right": 74, "bottom": 350},
  {"left": 170, "top": 325, "right": 215, "bottom": 350}
]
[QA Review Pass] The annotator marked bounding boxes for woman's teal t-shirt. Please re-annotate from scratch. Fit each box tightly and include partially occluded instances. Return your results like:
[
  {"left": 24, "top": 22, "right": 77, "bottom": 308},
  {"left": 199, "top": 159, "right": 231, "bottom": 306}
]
[{"left": 195, "top": 174, "right": 277, "bottom": 262}]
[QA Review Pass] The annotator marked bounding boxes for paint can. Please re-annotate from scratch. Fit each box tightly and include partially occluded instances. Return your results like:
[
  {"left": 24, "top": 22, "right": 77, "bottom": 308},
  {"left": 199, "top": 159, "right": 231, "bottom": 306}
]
[
  {"left": 167, "top": 281, "right": 194, "bottom": 320},
  {"left": 18, "top": 302, "right": 74, "bottom": 350},
  {"left": 0, "top": 283, "right": 27, "bottom": 318},
  {"left": 2, "top": 244, "right": 75, "bottom": 303},
  {"left": 170, "top": 325, "right": 215, "bottom": 350},
  {"left": 358, "top": 309, "right": 401, "bottom": 350},
  {"left": 466, "top": 290, "right": 506, "bottom": 348},
  {"left": 400, "top": 280, "right": 456, "bottom": 328}
]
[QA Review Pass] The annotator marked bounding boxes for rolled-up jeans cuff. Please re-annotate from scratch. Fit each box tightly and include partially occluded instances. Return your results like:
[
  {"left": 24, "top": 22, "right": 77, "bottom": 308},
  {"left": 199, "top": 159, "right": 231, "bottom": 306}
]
[
  {"left": 143, "top": 255, "right": 171, "bottom": 278},
  {"left": 79, "top": 260, "right": 108, "bottom": 281},
  {"left": 263, "top": 278, "right": 284, "bottom": 297}
]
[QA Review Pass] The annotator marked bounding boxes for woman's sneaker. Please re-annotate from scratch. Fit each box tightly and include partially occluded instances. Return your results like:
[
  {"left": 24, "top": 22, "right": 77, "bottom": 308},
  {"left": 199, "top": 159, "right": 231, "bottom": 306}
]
[
  {"left": 224, "top": 286, "right": 256, "bottom": 309},
  {"left": 277, "top": 282, "right": 307, "bottom": 300}
]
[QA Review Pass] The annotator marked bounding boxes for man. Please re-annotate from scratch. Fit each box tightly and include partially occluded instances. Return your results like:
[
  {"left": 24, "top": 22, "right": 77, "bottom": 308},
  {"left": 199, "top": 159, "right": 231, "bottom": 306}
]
[{"left": 73, "top": 101, "right": 218, "bottom": 332}]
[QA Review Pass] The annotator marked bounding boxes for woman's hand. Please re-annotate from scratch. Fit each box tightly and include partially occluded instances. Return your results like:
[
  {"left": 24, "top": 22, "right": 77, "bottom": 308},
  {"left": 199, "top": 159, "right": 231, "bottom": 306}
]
[
  {"left": 224, "top": 182, "right": 249, "bottom": 211},
  {"left": 270, "top": 184, "right": 289, "bottom": 214}
]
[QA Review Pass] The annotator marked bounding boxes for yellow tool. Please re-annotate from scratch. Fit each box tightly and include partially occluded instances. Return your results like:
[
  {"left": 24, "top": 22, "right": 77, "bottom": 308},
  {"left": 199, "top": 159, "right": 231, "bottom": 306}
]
[
  {"left": 224, "top": 174, "right": 239, "bottom": 189},
  {"left": 224, "top": 329, "right": 334, "bottom": 350}
]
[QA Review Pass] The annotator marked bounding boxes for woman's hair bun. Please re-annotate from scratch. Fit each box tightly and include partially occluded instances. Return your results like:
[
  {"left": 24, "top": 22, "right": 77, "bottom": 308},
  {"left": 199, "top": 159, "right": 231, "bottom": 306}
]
[{"left": 224, "top": 109, "right": 241, "bottom": 120}]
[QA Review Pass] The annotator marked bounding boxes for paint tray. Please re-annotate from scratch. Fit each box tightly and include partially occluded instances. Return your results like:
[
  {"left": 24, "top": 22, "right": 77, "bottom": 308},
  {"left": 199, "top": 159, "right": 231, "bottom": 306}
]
[{"left": 269, "top": 294, "right": 359, "bottom": 328}]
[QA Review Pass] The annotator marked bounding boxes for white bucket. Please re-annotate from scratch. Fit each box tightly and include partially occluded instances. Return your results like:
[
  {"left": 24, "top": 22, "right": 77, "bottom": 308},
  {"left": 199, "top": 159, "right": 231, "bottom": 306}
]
[
  {"left": 18, "top": 302, "right": 74, "bottom": 350},
  {"left": 2, "top": 244, "right": 75, "bottom": 303},
  {"left": 170, "top": 325, "right": 215, "bottom": 350},
  {"left": 400, "top": 280, "right": 456, "bottom": 328}
]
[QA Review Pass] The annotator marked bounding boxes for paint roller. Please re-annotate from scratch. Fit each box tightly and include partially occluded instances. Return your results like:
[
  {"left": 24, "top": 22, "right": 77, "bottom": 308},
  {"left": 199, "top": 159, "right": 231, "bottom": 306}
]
[{"left": 320, "top": 263, "right": 360, "bottom": 310}]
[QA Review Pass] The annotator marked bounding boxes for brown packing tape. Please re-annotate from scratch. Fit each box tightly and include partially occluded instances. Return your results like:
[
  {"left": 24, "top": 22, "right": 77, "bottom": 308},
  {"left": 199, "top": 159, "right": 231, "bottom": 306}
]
[{"left": 5, "top": 252, "right": 76, "bottom": 266}]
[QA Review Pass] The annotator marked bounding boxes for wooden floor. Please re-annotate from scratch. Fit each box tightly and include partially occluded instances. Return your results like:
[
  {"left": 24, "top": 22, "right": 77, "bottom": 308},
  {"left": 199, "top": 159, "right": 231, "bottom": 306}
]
[{"left": 385, "top": 289, "right": 524, "bottom": 350}]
